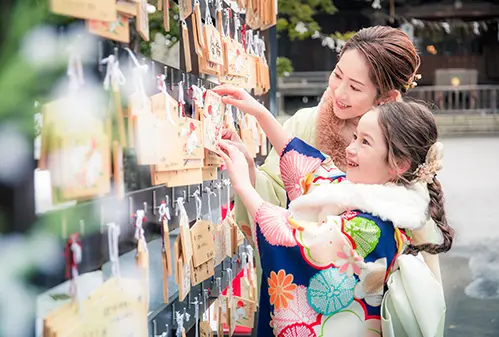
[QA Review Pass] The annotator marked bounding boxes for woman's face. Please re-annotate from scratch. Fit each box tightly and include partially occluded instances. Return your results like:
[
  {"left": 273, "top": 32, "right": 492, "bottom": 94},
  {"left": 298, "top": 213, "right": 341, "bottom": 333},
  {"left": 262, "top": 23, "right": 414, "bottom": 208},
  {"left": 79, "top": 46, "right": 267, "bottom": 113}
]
[{"left": 327, "top": 48, "right": 378, "bottom": 122}]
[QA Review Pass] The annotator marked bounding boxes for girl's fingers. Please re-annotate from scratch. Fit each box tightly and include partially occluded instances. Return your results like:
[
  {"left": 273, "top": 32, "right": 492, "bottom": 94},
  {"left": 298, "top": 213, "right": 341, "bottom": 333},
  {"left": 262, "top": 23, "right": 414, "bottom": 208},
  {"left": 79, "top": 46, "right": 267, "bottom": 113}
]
[
  {"left": 217, "top": 147, "right": 232, "bottom": 165},
  {"left": 218, "top": 140, "right": 240, "bottom": 158}
]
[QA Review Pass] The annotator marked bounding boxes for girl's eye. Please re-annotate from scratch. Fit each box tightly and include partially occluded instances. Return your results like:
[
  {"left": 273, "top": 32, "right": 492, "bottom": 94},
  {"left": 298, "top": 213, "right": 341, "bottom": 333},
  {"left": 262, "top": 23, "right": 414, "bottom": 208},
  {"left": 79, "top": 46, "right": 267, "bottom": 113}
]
[
  {"left": 334, "top": 72, "right": 341, "bottom": 79},
  {"left": 362, "top": 139, "right": 370, "bottom": 145},
  {"left": 352, "top": 134, "right": 357, "bottom": 140},
  {"left": 351, "top": 86, "right": 361, "bottom": 92}
]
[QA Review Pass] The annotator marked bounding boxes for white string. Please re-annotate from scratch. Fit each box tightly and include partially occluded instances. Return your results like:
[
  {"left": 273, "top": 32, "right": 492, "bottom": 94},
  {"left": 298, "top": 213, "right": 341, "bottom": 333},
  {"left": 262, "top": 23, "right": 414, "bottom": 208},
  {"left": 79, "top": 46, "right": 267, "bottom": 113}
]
[
  {"left": 193, "top": 297, "right": 200, "bottom": 337},
  {"left": 158, "top": 200, "right": 171, "bottom": 222},
  {"left": 107, "top": 222, "right": 121, "bottom": 278},
  {"left": 176, "top": 312, "right": 184, "bottom": 337},
  {"left": 157, "top": 74, "right": 178, "bottom": 126},
  {"left": 234, "top": 12, "right": 240, "bottom": 42},
  {"left": 101, "top": 55, "right": 126, "bottom": 90},
  {"left": 193, "top": 190, "right": 203, "bottom": 220},
  {"left": 176, "top": 197, "right": 187, "bottom": 219},
  {"left": 124, "top": 47, "right": 149, "bottom": 107},
  {"left": 224, "top": 179, "right": 231, "bottom": 211},
  {"left": 241, "top": 251, "right": 248, "bottom": 279},
  {"left": 134, "top": 209, "right": 146, "bottom": 242},
  {"left": 191, "top": 85, "right": 204, "bottom": 108},
  {"left": 67, "top": 51, "right": 84, "bottom": 92},
  {"left": 216, "top": 183, "right": 223, "bottom": 223},
  {"left": 70, "top": 241, "right": 82, "bottom": 279},
  {"left": 178, "top": 81, "right": 185, "bottom": 117},
  {"left": 225, "top": 8, "right": 231, "bottom": 38},
  {"left": 246, "top": 29, "right": 255, "bottom": 55},
  {"left": 202, "top": 289, "right": 209, "bottom": 321},
  {"left": 205, "top": 187, "right": 217, "bottom": 223},
  {"left": 204, "top": 0, "right": 212, "bottom": 25},
  {"left": 227, "top": 268, "right": 233, "bottom": 299}
]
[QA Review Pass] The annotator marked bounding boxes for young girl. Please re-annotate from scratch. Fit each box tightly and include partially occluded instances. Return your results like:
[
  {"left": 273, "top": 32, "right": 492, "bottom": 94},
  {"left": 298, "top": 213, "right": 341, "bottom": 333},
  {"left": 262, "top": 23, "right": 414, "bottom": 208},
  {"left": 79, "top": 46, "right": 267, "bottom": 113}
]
[{"left": 217, "top": 97, "right": 454, "bottom": 336}]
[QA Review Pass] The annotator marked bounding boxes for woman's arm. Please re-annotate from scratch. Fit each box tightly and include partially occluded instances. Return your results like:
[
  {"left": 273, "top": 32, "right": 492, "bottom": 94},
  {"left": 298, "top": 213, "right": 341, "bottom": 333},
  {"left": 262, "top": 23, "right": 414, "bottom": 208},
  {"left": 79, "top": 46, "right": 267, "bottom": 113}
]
[{"left": 213, "top": 85, "right": 292, "bottom": 156}]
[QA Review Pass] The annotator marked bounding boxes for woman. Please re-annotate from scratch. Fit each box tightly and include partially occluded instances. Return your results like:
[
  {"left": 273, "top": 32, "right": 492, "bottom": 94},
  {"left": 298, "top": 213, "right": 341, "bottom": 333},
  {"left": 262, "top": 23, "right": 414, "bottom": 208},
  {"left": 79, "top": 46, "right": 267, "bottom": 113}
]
[{"left": 218, "top": 25, "right": 443, "bottom": 281}]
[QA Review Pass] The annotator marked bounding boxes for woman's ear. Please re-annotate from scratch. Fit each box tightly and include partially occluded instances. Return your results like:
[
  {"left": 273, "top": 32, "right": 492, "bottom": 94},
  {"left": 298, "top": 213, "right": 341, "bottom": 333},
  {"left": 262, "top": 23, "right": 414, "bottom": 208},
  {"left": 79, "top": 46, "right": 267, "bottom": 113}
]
[{"left": 377, "top": 90, "right": 401, "bottom": 105}]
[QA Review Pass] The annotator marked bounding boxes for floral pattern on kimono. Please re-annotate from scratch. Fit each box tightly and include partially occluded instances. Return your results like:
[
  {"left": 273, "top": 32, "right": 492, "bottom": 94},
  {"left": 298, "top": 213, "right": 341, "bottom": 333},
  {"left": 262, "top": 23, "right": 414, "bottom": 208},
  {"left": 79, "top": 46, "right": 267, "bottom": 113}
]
[{"left": 254, "top": 137, "right": 414, "bottom": 337}]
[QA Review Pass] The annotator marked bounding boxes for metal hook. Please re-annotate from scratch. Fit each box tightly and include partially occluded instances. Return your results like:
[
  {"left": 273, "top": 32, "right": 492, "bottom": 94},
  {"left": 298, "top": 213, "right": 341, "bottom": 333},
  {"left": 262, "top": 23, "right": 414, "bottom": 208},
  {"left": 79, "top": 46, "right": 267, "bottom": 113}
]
[
  {"left": 79, "top": 219, "right": 85, "bottom": 236},
  {"left": 97, "top": 41, "right": 104, "bottom": 73}
]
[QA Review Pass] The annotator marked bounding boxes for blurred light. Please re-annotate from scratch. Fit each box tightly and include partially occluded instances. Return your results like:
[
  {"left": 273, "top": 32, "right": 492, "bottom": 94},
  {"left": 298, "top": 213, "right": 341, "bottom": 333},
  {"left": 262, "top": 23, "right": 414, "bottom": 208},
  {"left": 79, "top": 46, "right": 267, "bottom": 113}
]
[
  {"left": 426, "top": 45, "right": 437, "bottom": 55},
  {"left": 451, "top": 77, "right": 461, "bottom": 87},
  {"left": 147, "top": 4, "right": 156, "bottom": 13},
  {"left": 454, "top": 0, "right": 463, "bottom": 9}
]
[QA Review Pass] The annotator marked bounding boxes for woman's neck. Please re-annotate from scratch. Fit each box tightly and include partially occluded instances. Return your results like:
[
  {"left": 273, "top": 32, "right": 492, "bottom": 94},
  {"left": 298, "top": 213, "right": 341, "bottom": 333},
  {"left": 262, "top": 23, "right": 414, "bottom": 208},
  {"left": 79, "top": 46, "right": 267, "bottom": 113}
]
[{"left": 316, "top": 101, "right": 354, "bottom": 172}]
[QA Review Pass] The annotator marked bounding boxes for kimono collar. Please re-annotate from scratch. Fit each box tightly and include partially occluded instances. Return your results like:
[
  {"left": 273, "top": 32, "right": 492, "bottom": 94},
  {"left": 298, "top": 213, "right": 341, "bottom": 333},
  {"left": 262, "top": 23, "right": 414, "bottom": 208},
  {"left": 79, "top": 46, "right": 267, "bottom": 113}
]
[{"left": 288, "top": 181, "right": 430, "bottom": 230}]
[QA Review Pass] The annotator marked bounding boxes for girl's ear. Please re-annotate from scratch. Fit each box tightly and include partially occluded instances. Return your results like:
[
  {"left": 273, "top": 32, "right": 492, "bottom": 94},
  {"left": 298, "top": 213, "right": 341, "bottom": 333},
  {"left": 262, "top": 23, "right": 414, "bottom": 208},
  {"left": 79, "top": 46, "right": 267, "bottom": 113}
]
[{"left": 396, "top": 158, "right": 411, "bottom": 175}]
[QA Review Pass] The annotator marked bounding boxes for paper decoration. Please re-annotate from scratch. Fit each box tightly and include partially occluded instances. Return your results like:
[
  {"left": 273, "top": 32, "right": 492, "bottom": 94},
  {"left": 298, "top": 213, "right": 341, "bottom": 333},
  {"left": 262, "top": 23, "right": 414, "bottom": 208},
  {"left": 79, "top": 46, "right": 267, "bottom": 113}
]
[
  {"left": 179, "top": 117, "right": 203, "bottom": 160},
  {"left": 202, "top": 90, "right": 225, "bottom": 152},
  {"left": 233, "top": 296, "right": 256, "bottom": 328},
  {"left": 87, "top": 14, "right": 130, "bottom": 43},
  {"left": 57, "top": 132, "right": 111, "bottom": 201}
]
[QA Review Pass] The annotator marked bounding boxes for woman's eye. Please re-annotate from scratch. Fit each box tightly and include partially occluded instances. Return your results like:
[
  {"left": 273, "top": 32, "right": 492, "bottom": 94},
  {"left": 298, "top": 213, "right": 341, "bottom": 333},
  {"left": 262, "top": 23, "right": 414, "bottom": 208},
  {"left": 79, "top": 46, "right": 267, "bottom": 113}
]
[
  {"left": 351, "top": 86, "right": 361, "bottom": 92},
  {"left": 362, "top": 139, "right": 370, "bottom": 145},
  {"left": 352, "top": 134, "right": 357, "bottom": 140},
  {"left": 334, "top": 72, "right": 341, "bottom": 79}
]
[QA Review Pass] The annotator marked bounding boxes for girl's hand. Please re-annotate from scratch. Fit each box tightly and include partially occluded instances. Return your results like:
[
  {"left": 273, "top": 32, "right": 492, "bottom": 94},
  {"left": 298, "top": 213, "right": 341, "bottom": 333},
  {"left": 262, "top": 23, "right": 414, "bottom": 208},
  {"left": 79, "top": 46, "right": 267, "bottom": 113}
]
[
  {"left": 217, "top": 140, "right": 252, "bottom": 191},
  {"left": 212, "top": 85, "right": 269, "bottom": 118},
  {"left": 221, "top": 128, "right": 256, "bottom": 187}
]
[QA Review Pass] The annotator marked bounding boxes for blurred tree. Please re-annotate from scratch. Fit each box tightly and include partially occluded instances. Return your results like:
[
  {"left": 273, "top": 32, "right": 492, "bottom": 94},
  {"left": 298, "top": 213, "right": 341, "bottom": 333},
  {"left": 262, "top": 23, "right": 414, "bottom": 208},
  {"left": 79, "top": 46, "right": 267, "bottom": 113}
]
[{"left": 276, "top": 0, "right": 354, "bottom": 77}]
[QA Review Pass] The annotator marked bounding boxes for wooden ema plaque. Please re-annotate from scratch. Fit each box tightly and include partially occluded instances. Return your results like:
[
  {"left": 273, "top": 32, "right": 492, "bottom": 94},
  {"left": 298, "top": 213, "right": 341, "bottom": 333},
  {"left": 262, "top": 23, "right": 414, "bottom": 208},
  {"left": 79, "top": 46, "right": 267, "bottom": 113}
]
[{"left": 149, "top": 93, "right": 204, "bottom": 187}]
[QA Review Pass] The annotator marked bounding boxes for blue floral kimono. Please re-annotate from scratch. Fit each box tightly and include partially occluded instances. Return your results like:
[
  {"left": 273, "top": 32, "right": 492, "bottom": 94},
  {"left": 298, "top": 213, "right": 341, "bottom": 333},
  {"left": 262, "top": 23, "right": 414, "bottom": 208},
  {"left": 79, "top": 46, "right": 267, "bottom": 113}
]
[{"left": 253, "top": 138, "right": 430, "bottom": 337}]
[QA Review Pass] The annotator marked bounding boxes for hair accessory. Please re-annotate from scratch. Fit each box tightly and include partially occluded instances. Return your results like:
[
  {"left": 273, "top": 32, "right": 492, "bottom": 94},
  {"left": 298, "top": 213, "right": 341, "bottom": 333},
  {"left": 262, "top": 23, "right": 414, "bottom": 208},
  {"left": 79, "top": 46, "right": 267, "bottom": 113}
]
[
  {"left": 414, "top": 141, "right": 443, "bottom": 184},
  {"left": 404, "top": 73, "right": 422, "bottom": 92}
]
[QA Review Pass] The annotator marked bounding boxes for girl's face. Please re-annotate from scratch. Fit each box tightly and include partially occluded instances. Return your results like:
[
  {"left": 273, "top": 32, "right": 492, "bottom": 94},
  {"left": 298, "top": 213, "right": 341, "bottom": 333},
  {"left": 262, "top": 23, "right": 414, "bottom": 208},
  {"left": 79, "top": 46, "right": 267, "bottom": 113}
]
[
  {"left": 345, "top": 108, "right": 396, "bottom": 184},
  {"left": 326, "top": 48, "right": 379, "bottom": 122}
]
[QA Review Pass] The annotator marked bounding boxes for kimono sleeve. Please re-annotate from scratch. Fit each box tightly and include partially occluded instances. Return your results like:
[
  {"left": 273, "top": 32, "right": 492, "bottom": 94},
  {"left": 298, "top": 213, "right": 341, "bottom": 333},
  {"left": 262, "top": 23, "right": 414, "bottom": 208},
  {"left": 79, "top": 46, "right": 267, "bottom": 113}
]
[{"left": 279, "top": 137, "right": 327, "bottom": 202}]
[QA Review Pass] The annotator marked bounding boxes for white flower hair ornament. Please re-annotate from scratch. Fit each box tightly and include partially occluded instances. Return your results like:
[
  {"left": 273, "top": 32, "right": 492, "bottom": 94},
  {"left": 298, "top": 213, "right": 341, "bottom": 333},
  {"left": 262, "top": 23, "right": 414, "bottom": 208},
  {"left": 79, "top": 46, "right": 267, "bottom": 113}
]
[{"left": 414, "top": 142, "right": 444, "bottom": 184}]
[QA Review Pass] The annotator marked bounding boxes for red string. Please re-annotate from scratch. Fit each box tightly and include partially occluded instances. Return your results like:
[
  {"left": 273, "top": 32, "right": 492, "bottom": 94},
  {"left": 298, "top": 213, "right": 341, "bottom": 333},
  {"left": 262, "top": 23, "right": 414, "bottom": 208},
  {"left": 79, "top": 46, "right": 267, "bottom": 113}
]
[
  {"left": 241, "top": 23, "right": 247, "bottom": 50},
  {"left": 64, "top": 233, "right": 81, "bottom": 280}
]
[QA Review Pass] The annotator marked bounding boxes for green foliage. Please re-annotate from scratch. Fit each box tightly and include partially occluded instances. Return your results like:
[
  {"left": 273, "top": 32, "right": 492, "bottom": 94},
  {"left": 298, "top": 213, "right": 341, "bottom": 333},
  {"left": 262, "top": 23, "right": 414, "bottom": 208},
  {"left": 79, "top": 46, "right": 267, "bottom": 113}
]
[
  {"left": 277, "top": 0, "right": 337, "bottom": 40},
  {"left": 276, "top": 57, "right": 294, "bottom": 78},
  {"left": 140, "top": 2, "right": 180, "bottom": 56},
  {"left": 330, "top": 30, "right": 356, "bottom": 41},
  {"left": 0, "top": 0, "right": 59, "bottom": 136}
]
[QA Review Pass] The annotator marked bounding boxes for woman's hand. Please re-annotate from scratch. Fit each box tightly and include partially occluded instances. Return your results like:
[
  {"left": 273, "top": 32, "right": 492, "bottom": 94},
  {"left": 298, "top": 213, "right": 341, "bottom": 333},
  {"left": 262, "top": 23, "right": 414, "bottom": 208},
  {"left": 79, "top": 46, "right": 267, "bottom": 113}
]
[
  {"left": 212, "top": 85, "right": 269, "bottom": 118},
  {"left": 218, "top": 140, "right": 252, "bottom": 192}
]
